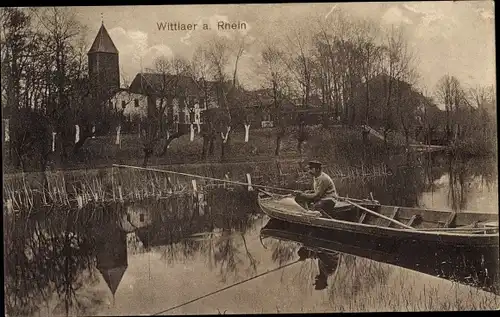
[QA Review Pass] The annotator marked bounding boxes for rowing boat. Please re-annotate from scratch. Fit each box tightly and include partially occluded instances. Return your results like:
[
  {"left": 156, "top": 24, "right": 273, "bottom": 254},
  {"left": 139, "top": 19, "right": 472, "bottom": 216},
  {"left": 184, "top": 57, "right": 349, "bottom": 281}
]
[{"left": 257, "top": 191, "right": 499, "bottom": 247}]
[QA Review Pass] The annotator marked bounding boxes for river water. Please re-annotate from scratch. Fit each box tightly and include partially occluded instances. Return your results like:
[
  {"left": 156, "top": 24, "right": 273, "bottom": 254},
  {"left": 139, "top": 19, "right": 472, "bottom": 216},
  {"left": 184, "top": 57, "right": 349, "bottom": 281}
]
[{"left": 4, "top": 154, "right": 499, "bottom": 315}]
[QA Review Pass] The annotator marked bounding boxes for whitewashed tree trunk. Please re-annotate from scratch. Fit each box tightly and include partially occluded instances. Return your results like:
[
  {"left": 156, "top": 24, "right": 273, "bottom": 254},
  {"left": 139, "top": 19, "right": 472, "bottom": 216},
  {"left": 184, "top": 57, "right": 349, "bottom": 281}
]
[
  {"left": 75, "top": 125, "right": 80, "bottom": 143},
  {"left": 221, "top": 126, "right": 231, "bottom": 143},
  {"left": 116, "top": 125, "right": 121, "bottom": 147},
  {"left": 246, "top": 173, "right": 253, "bottom": 191},
  {"left": 52, "top": 132, "right": 56, "bottom": 152},
  {"left": 4, "top": 119, "right": 10, "bottom": 142},
  {"left": 244, "top": 124, "right": 250, "bottom": 142},
  {"left": 92, "top": 125, "right": 96, "bottom": 139},
  {"left": 190, "top": 124, "right": 194, "bottom": 141}
]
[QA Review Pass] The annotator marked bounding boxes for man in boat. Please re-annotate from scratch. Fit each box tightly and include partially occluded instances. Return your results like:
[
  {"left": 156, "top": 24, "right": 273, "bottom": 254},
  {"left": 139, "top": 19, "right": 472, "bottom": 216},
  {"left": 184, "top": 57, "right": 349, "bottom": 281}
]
[{"left": 295, "top": 160, "right": 339, "bottom": 212}]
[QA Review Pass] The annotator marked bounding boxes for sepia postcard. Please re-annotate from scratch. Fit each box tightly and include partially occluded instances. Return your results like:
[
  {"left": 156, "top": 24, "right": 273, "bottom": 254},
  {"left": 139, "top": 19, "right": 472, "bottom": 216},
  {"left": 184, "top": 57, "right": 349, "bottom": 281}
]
[{"left": 2, "top": 2, "right": 498, "bottom": 315}]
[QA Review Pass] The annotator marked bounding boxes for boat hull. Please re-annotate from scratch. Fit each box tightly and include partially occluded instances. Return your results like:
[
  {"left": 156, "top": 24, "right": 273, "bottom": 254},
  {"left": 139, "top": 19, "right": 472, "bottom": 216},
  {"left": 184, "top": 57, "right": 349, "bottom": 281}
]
[{"left": 258, "top": 193, "right": 499, "bottom": 248}]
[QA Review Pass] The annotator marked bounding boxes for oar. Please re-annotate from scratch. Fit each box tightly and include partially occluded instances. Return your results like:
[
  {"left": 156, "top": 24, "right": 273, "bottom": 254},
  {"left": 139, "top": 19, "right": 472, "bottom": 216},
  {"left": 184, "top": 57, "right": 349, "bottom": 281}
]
[{"left": 337, "top": 197, "right": 415, "bottom": 230}]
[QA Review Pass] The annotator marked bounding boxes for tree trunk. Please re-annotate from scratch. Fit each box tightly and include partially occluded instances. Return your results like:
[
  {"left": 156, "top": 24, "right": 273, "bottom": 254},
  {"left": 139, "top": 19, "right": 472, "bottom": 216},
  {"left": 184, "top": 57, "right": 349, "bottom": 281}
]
[
  {"left": 142, "top": 146, "right": 153, "bottom": 167},
  {"left": 73, "top": 129, "right": 92, "bottom": 155},
  {"left": 275, "top": 135, "right": 282, "bottom": 156},
  {"left": 159, "top": 131, "right": 184, "bottom": 157},
  {"left": 220, "top": 141, "right": 225, "bottom": 162},
  {"left": 201, "top": 134, "right": 209, "bottom": 159},
  {"left": 275, "top": 126, "right": 285, "bottom": 156},
  {"left": 208, "top": 135, "right": 215, "bottom": 156}
]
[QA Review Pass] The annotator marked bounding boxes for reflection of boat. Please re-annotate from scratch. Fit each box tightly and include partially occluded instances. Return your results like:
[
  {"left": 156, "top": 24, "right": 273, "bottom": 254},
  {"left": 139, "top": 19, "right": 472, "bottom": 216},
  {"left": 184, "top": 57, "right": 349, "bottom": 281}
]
[
  {"left": 261, "top": 218, "right": 500, "bottom": 295},
  {"left": 257, "top": 192, "right": 499, "bottom": 248}
]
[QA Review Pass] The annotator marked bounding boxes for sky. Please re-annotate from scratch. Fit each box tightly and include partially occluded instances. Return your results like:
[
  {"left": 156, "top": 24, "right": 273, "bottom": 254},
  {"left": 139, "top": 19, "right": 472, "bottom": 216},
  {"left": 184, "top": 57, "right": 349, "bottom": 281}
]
[{"left": 72, "top": 2, "right": 495, "bottom": 94}]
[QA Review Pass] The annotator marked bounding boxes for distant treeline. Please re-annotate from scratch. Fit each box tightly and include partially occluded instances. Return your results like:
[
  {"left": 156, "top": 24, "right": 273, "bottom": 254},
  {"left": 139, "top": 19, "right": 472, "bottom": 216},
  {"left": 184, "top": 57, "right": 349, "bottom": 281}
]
[{"left": 1, "top": 7, "right": 496, "bottom": 174}]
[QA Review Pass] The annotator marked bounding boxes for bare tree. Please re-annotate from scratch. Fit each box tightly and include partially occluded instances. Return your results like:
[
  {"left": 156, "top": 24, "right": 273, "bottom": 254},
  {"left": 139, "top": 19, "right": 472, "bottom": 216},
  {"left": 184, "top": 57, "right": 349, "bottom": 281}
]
[
  {"left": 354, "top": 19, "right": 384, "bottom": 126},
  {"left": 141, "top": 55, "right": 191, "bottom": 166},
  {"left": 435, "top": 75, "right": 467, "bottom": 144},
  {"left": 27, "top": 7, "right": 94, "bottom": 168},
  {"left": 260, "top": 43, "right": 289, "bottom": 155},
  {"left": 187, "top": 45, "right": 217, "bottom": 159},
  {"left": 204, "top": 34, "right": 248, "bottom": 162},
  {"left": 380, "top": 25, "right": 414, "bottom": 147}
]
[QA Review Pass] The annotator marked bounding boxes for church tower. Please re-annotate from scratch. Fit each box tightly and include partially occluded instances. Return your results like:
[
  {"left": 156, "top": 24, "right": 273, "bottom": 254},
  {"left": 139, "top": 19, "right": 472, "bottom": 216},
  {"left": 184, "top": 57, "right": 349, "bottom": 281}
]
[{"left": 88, "top": 22, "right": 120, "bottom": 102}]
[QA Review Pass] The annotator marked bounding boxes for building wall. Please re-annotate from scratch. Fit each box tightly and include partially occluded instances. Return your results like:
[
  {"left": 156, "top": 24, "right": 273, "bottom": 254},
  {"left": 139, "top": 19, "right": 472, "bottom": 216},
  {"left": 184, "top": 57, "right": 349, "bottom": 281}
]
[
  {"left": 111, "top": 91, "right": 148, "bottom": 120},
  {"left": 88, "top": 52, "right": 120, "bottom": 97}
]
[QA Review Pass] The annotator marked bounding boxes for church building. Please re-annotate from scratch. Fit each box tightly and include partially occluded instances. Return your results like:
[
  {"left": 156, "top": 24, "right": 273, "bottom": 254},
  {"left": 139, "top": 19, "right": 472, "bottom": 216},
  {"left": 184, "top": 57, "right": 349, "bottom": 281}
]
[{"left": 87, "top": 23, "right": 216, "bottom": 134}]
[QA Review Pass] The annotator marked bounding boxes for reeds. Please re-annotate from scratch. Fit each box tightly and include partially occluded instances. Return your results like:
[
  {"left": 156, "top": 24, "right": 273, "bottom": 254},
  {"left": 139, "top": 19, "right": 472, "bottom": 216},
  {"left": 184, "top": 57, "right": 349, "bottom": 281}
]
[
  {"left": 324, "top": 255, "right": 500, "bottom": 312},
  {"left": 3, "top": 158, "right": 394, "bottom": 214}
]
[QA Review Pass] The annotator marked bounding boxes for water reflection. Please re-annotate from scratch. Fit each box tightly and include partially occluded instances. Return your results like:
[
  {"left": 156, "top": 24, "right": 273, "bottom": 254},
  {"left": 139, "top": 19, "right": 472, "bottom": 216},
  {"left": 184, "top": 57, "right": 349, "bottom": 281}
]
[
  {"left": 4, "top": 155, "right": 498, "bottom": 315},
  {"left": 261, "top": 218, "right": 500, "bottom": 295},
  {"left": 297, "top": 247, "right": 341, "bottom": 290}
]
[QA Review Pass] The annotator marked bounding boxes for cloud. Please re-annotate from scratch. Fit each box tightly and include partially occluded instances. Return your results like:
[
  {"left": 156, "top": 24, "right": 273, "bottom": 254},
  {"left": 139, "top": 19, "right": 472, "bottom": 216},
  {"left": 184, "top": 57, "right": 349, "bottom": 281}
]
[
  {"left": 108, "top": 27, "right": 173, "bottom": 83},
  {"left": 382, "top": 7, "right": 413, "bottom": 25}
]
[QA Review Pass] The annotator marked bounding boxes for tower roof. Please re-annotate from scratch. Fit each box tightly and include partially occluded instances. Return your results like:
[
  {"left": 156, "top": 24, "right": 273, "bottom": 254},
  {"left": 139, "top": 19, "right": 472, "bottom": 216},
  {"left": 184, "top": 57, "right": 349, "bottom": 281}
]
[
  {"left": 88, "top": 23, "right": 118, "bottom": 54},
  {"left": 99, "top": 265, "right": 127, "bottom": 295}
]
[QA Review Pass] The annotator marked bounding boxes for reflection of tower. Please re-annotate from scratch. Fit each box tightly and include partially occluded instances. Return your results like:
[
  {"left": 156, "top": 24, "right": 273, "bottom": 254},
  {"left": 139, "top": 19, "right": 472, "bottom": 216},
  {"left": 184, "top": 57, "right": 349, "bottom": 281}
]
[
  {"left": 119, "top": 203, "right": 154, "bottom": 233},
  {"left": 96, "top": 225, "right": 128, "bottom": 303},
  {"left": 88, "top": 22, "right": 120, "bottom": 103}
]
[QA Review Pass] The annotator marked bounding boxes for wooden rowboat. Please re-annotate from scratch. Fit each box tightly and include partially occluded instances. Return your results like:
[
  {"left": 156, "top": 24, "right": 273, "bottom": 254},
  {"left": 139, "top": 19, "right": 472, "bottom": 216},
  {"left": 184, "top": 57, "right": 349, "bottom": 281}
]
[{"left": 257, "top": 191, "right": 499, "bottom": 248}]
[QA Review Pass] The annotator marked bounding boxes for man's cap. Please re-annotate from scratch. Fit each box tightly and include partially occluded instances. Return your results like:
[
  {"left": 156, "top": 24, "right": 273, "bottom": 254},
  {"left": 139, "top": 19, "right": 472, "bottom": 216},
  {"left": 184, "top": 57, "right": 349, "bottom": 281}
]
[{"left": 307, "top": 160, "right": 323, "bottom": 168}]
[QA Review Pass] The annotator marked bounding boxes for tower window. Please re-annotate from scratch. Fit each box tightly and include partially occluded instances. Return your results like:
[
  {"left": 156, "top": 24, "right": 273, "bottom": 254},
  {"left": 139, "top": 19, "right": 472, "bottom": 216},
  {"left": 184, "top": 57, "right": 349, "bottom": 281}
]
[
  {"left": 121, "top": 100, "right": 126, "bottom": 109},
  {"left": 134, "top": 99, "right": 139, "bottom": 107}
]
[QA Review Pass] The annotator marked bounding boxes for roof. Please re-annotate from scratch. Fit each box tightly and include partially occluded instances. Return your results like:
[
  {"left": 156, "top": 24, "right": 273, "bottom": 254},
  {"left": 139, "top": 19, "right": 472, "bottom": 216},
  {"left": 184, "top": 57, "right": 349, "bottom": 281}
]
[
  {"left": 129, "top": 73, "right": 217, "bottom": 96},
  {"left": 99, "top": 266, "right": 127, "bottom": 295},
  {"left": 88, "top": 23, "right": 119, "bottom": 54}
]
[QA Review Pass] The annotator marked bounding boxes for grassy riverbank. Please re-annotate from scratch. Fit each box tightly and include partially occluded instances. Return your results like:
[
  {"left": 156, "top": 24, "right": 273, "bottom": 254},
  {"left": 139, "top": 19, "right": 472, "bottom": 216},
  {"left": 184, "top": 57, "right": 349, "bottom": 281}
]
[{"left": 3, "top": 125, "right": 404, "bottom": 174}]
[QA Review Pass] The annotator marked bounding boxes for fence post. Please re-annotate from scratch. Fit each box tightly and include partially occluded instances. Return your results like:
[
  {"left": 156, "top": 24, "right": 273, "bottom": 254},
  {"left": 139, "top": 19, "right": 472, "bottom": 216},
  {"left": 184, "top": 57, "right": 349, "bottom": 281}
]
[{"left": 192, "top": 179, "right": 197, "bottom": 195}]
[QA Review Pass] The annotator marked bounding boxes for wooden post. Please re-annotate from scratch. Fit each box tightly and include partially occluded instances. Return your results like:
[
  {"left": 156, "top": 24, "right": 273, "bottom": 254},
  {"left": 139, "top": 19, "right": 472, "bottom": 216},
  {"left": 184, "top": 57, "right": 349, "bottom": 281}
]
[
  {"left": 92, "top": 125, "right": 96, "bottom": 139},
  {"left": 118, "top": 185, "right": 123, "bottom": 202},
  {"left": 76, "top": 195, "right": 83, "bottom": 209},
  {"left": 198, "top": 193, "right": 205, "bottom": 216},
  {"left": 111, "top": 167, "right": 116, "bottom": 201},
  {"left": 6, "top": 199, "right": 13, "bottom": 214},
  {"left": 192, "top": 179, "right": 197, "bottom": 195}
]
